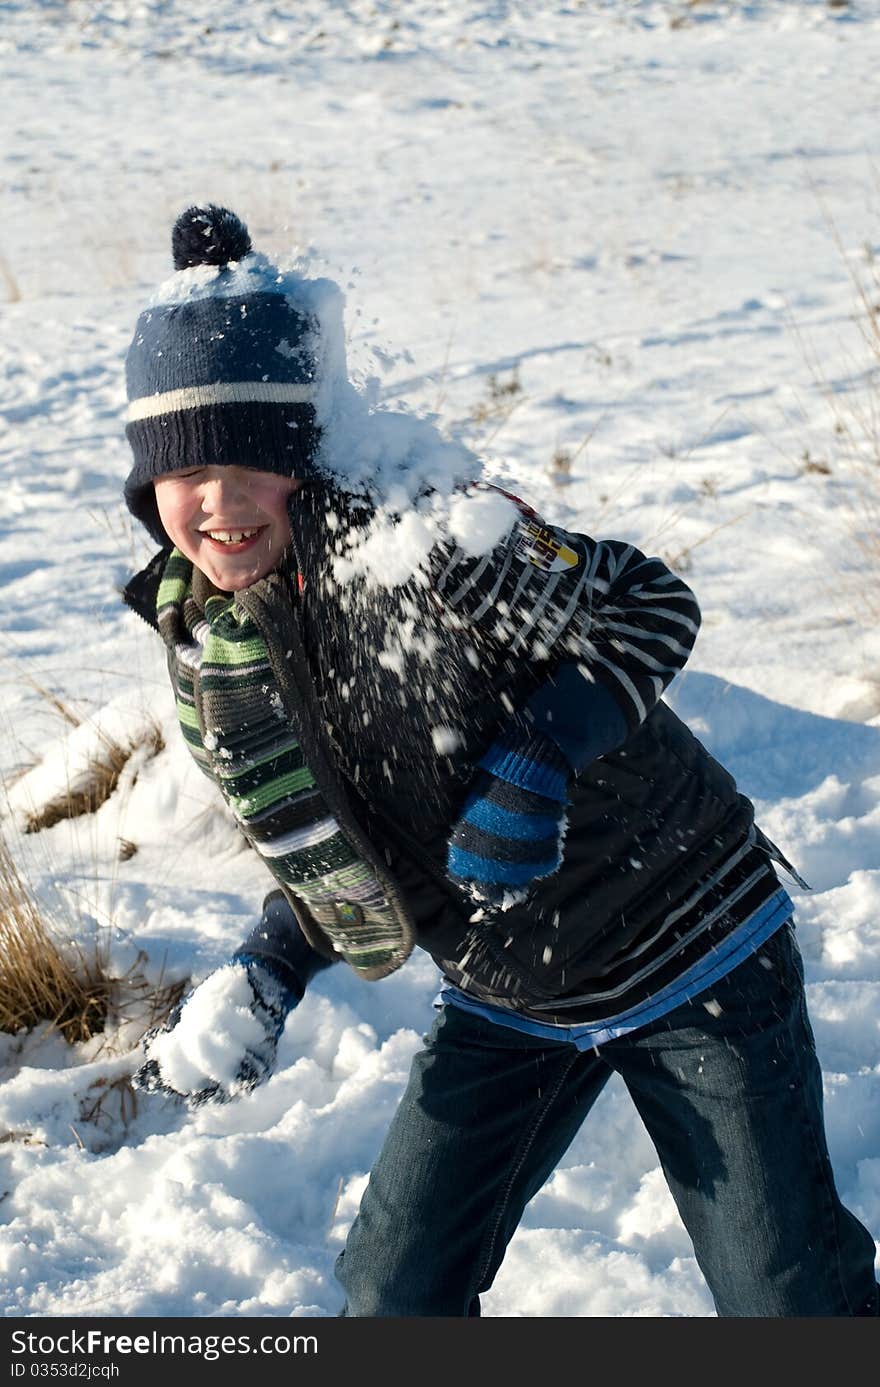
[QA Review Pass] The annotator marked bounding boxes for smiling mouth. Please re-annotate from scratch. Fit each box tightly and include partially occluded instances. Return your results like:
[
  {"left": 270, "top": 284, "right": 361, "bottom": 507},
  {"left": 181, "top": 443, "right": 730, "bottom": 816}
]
[{"left": 201, "top": 527, "right": 265, "bottom": 547}]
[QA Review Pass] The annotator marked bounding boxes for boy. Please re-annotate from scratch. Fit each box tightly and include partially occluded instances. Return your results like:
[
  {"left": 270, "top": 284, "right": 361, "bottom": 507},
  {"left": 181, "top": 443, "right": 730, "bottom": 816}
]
[{"left": 124, "top": 205, "right": 878, "bottom": 1317}]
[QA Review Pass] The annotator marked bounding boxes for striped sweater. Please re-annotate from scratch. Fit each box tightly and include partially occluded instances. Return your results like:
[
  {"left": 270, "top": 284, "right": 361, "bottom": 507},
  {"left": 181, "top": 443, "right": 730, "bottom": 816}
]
[{"left": 432, "top": 489, "right": 701, "bottom": 759}]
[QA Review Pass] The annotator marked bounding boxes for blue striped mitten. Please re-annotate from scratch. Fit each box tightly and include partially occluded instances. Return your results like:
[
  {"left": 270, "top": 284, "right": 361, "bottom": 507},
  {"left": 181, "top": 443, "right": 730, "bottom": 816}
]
[{"left": 447, "top": 723, "right": 571, "bottom": 909}]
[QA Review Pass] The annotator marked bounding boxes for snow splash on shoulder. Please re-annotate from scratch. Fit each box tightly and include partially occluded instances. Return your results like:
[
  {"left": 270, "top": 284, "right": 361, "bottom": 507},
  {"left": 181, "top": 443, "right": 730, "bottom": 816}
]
[
  {"left": 302, "top": 261, "right": 518, "bottom": 587},
  {"left": 152, "top": 249, "right": 518, "bottom": 588},
  {"left": 330, "top": 484, "right": 518, "bottom": 587}
]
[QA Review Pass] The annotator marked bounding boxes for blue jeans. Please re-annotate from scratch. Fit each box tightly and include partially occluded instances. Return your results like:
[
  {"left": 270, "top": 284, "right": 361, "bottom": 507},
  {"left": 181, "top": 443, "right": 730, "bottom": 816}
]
[{"left": 335, "top": 923, "right": 879, "bottom": 1316}]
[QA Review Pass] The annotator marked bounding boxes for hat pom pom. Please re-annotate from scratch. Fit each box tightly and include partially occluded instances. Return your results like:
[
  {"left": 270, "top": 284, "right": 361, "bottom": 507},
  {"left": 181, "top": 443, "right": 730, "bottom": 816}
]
[{"left": 171, "top": 204, "right": 253, "bottom": 271}]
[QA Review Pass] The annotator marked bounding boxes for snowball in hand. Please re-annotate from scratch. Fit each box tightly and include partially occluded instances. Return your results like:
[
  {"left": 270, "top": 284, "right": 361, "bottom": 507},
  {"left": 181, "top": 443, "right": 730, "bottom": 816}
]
[{"left": 146, "top": 964, "right": 269, "bottom": 1096}]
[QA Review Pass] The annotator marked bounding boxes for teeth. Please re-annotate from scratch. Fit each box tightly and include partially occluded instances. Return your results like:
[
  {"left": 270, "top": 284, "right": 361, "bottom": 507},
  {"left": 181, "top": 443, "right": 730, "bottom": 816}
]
[{"left": 206, "top": 528, "right": 260, "bottom": 544}]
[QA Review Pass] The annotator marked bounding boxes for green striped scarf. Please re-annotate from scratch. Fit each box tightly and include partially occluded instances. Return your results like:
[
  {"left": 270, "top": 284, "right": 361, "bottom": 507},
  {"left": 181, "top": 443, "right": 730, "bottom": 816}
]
[{"left": 156, "top": 549, "right": 412, "bottom": 980}]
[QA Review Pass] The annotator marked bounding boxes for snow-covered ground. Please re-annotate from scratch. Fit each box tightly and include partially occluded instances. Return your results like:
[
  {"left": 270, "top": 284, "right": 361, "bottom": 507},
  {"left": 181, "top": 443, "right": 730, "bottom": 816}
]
[{"left": 1, "top": 0, "right": 879, "bottom": 1317}]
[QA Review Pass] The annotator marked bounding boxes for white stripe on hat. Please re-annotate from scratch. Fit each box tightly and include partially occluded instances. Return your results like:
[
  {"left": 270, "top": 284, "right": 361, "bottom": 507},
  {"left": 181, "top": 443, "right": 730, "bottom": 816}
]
[{"left": 127, "top": 380, "right": 314, "bottom": 421}]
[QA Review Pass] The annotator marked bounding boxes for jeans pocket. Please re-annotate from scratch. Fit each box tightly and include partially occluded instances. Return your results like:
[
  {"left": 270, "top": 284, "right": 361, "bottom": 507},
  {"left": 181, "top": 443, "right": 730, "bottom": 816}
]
[
  {"left": 691, "top": 919, "right": 803, "bottom": 1036},
  {"left": 756, "top": 916, "right": 803, "bottom": 989}
]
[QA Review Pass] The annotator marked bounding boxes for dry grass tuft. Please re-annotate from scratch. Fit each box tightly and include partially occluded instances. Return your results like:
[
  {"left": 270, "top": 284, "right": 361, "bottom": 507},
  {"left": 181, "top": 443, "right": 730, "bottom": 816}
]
[
  {"left": 79, "top": 1074, "right": 140, "bottom": 1133},
  {"left": 114, "top": 950, "right": 188, "bottom": 1037},
  {"left": 471, "top": 367, "right": 523, "bottom": 428},
  {"left": 0, "top": 832, "right": 110, "bottom": 1043},
  {"left": 22, "top": 723, "right": 165, "bottom": 835}
]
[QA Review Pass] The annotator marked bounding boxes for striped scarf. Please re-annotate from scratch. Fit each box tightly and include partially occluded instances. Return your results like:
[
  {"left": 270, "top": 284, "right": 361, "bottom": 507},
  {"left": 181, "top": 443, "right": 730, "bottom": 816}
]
[{"left": 156, "top": 549, "right": 413, "bottom": 981}]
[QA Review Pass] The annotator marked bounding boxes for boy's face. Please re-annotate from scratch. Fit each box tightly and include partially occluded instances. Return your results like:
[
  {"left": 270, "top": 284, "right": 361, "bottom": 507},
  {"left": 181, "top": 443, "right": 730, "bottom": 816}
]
[{"left": 153, "top": 464, "right": 303, "bottom": 592}]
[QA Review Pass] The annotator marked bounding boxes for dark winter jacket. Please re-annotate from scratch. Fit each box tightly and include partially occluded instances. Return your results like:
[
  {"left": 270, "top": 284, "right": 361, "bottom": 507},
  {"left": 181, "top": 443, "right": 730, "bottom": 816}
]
[{"left": 123, "top": 482, "right": 789, "bottom": 1025}]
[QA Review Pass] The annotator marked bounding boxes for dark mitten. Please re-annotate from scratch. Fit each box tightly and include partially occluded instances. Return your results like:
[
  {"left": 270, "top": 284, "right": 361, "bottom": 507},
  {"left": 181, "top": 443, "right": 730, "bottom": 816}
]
[
  {"left": 132, "top": 955, "right": 300, "bottom": 1107},
  {"left": 447, "top": 723, "right": 571, "bottom": 908}
]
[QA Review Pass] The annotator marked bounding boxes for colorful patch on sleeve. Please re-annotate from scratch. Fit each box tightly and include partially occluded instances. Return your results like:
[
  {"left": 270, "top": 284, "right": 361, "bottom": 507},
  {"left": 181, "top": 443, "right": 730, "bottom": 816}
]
[{"left": 515, "top": 519, "right": 580, "bottom": 573}]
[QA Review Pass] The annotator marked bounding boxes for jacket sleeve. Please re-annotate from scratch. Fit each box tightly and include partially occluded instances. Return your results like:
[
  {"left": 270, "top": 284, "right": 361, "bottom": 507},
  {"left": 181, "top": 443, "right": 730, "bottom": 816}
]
[
  {"left": 430, "top": 491, "right": 701, "bottom": 771},
  {"left": 235, "top": 890, "right": 337, "bottom": 999}
]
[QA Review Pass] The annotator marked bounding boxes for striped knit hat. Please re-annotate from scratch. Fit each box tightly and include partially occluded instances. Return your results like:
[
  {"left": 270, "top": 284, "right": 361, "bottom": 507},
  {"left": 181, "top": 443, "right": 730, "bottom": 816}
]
[{"left": 124, "top": 204, "right": 323, "bottom": 545}]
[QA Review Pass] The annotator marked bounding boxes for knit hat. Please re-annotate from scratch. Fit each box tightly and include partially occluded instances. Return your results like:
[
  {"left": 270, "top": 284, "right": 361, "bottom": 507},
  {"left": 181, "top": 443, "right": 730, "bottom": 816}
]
[{"left": 124, "top": 204, "right": 323, "bottom": 545}]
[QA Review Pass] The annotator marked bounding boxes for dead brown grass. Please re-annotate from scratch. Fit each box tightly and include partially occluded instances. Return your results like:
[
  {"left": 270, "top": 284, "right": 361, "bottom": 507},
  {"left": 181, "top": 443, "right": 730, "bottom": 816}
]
[
  {"left": 0, "top": 831, "right": 109, "bottom": 1042},
  {"left": 21, "top": 723, "right": 165, "bottom": 835}
]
